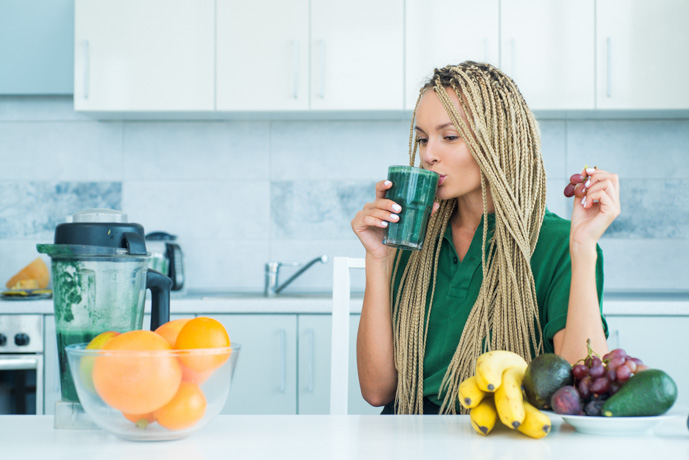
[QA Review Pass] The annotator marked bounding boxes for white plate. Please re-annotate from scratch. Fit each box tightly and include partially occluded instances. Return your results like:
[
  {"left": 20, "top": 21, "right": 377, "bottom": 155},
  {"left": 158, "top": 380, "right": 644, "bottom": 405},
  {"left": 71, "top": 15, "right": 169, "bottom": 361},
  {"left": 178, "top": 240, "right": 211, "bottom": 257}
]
[{"left": 545, "top": 410, "right": 686, "bottom": 436}]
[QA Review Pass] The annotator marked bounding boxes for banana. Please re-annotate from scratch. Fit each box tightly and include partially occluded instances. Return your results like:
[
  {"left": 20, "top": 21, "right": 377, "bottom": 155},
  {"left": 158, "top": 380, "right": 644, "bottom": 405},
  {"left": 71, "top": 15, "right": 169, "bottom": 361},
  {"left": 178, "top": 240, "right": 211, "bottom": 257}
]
[
  {"left": 494, "top": 365, "right": 527, "bottom": 429},
  {"left": 517, "top": 401, "right": 552, "bottom": 439},
  {"left": 458, "top": 375, "right": 487, "bottom": 409},
  {"left": 470, "top": 396, "right": 497, "bottom": 436},
  {"left": 475, "top": 350, "right": 528, "bottom": 392}
]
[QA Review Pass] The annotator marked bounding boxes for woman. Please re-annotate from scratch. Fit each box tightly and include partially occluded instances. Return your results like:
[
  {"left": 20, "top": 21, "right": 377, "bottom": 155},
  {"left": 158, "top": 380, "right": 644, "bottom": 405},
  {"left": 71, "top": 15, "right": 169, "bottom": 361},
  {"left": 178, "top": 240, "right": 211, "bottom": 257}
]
[{"left": 351, "top": 62, "right": 621, "bottom": 415}]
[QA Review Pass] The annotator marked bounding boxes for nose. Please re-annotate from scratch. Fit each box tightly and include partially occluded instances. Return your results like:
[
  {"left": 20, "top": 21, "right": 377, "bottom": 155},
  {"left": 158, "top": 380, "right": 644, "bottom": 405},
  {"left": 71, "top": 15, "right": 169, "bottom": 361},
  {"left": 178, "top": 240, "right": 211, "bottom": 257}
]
[{"left": 419, "top": 140, "right": 439, "bottom": 166}]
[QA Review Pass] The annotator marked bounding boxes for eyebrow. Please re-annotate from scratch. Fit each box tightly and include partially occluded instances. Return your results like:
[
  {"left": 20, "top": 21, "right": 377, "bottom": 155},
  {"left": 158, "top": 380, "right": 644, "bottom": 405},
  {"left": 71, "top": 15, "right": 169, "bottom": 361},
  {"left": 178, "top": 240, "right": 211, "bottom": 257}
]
[{"left": 414, "top": 122, "right": 456, "bottom": 134}]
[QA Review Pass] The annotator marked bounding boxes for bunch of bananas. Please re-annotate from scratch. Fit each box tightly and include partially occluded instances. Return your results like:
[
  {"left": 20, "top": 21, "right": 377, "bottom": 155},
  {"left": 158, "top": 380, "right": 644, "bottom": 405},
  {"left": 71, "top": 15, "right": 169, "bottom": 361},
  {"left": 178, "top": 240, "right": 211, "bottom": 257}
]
[{"left": 459, "top": 350, "right": 551, "bottom": 439}]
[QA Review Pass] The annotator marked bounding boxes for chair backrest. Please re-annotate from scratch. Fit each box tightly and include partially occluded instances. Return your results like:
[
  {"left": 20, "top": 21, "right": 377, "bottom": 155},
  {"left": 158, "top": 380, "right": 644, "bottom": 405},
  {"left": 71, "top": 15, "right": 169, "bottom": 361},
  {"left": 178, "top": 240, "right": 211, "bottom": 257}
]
[{"left": 330, "top": 256, "right": 365, "bottom": 415}]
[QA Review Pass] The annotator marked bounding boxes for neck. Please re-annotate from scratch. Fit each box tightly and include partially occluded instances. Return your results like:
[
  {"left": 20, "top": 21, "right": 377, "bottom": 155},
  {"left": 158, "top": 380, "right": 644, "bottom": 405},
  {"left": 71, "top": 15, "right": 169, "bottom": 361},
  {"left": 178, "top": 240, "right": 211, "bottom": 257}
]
[{"left": 452, "top": 189, "right": 495, "bottom": 231}]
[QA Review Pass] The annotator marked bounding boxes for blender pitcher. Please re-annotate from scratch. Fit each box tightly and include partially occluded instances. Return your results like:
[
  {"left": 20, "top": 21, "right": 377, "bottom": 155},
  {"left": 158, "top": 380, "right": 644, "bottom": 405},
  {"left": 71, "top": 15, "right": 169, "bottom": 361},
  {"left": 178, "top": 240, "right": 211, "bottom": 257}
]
[{"left": 38, "top": 209, "right": 171, "bottom": 429}]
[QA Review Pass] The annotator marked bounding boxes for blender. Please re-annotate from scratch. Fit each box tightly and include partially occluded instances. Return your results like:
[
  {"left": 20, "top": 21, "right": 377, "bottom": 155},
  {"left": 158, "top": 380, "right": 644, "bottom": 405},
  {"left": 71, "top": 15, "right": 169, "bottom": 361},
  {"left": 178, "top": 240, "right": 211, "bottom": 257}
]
[{"left": 38, "top": 209, "right": 171, "bottom": 429}]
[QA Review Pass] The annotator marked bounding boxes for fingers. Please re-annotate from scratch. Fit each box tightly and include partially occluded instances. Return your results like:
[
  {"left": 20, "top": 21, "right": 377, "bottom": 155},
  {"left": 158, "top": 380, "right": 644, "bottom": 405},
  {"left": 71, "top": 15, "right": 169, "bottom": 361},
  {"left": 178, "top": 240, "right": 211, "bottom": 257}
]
[
  {"left": 375, "top": 179, "right": 393, "bottom": 200},
  {"left": 581, "top": 178, "right": 621, "bottom": 216}
]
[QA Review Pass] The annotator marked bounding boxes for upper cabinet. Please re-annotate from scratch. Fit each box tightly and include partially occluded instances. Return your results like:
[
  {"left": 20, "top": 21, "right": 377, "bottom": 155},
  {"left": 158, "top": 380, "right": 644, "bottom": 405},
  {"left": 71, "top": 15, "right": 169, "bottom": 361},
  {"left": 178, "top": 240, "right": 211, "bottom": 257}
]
[
  {"left": 405, "top": 0, "right": 499, "bottom": 111},
  {"left": 501, "top": 0, "right": 595, "bottom": 110},
  {"left": 71, "top": 0, "right": 689, "bottom": 113},
  {"left": 74, "top": 0, "right": 214, "bottom": 111},
  {"left": 0, "top": 0, "right": 73, "bottom": 94},
  {"left": 216, "top": 0, "right": 309, "bottom": 111},
  {"left": 310, "top": 0, "right": 403, "bottom": 110},
  {"left": 596, "top": 0, "right": 689, "bottom": 109}
]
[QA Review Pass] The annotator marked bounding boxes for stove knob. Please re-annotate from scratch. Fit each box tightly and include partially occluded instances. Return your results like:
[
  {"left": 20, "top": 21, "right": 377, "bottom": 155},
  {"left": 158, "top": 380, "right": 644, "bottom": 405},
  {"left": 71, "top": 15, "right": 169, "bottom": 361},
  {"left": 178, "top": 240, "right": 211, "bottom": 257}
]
[
  {"left": 14, "top": 333, "right": 30, "bottom": 346},
  {"left": 0, "top": 333, "right": 6, "bottom": 346}
]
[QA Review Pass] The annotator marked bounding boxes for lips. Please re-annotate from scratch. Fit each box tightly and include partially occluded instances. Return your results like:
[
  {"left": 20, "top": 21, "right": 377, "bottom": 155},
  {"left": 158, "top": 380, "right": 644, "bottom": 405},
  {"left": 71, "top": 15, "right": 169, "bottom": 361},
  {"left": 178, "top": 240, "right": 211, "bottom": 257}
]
[{"left": 437, "top": 175, "right": 447, "bottom": 185}]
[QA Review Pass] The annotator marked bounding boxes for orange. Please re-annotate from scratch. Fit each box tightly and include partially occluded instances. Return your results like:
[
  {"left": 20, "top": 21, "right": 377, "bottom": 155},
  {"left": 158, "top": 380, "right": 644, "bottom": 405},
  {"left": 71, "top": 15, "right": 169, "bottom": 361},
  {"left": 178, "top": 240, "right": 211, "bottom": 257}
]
[
  {"left": 79, "top": 331, "right": 120, "bottom": 393},
  {"left": 155, "top": 318, "right": 192, "bottom": 347},
  {"left": 181, "top": 366, "right": 214, "bottom": 385},
  {"left": 174, "top": 317, "right": 231, "bottom": 373},
  {"left": 92, "top": 330, "right": 182, "bottom": 415},
  {"left": 154, "top": 382, "right": 207, "bottom": 431},
  {"left": 123, "top": 411, "right": 155, "bottom": 428}
]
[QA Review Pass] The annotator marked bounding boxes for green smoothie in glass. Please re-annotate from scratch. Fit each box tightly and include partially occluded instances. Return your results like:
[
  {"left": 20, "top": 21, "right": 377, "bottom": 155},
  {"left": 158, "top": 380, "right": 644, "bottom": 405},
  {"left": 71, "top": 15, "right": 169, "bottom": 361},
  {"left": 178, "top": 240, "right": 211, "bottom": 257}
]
[{"left": 382, "top": 165, "right": 439, "bottom": 251}]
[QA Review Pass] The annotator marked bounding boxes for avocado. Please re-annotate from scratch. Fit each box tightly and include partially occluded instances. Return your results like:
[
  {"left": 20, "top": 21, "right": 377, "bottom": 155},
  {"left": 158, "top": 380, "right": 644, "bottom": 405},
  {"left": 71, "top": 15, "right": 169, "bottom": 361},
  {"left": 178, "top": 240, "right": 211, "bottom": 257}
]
[
  {"left": 522, "top": 353, "right": 573, "bottom": 410},
  {"left": 602, "top": 369, "right": 677, "bottom": 417}
]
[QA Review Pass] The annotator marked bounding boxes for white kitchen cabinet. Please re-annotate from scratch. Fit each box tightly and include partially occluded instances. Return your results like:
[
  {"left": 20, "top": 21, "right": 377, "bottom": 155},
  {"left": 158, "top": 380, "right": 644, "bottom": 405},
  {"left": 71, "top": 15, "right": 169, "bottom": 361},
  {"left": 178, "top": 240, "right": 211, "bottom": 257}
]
[
  {"left": 298, "top": 314, "right": 381, "bottom": 415},
  {"left": 501, "top": 0, "right": 595, "bottom": 110},
  {"left": 404, "top": 0, "right": 499, "bottom": 110},
  {"left": 74, "top": 0, "right": 215, "bottom": 111},
  {"left": 216, "top": 0, "right": 309, "bottom": 111},
  {"left": 596, "top": 0, "right": 689, "bottom": 109},
  {"left": 210, "top": 314, "right": 297, "bottom": 415},
  {"left": 43, "top": 315, "right": 60, "bottom": 415},
  {"left": 605, "top": 315, "right": 689, "bottom": 408},
  {"left": 310, "top": 0, "right": 404, "bottom": 110}
]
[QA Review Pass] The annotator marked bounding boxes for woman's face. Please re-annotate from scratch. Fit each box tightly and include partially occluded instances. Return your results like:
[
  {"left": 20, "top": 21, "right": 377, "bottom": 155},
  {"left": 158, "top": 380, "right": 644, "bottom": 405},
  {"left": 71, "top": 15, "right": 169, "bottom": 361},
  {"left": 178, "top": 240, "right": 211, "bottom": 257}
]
[{"left": 415, "top": 88, "right": 482, "bottom": 203}]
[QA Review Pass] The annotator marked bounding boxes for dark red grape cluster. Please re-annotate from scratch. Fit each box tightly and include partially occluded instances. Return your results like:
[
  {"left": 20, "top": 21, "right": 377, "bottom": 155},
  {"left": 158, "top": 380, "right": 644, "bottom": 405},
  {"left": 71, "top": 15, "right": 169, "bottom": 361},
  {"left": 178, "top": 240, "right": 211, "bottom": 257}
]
[
  {"left": 563, "top": 169, "right": 595, "bottom": 198},
  {"left": 571, "top": 341, "right": 648, "bottom": 416}
]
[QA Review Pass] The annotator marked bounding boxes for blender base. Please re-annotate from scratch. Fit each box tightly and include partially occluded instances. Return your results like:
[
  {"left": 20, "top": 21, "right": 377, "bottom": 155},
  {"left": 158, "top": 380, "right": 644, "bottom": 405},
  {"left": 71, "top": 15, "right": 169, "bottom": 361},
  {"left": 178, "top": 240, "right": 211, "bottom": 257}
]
[{"left": 54, "top": 401, "right": 100, "bottom": 430}]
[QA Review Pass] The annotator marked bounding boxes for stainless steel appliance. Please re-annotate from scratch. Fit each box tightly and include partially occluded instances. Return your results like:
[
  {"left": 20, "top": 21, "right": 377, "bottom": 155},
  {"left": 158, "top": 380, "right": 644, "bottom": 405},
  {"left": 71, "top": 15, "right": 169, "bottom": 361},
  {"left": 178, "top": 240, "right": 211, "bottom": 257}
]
[
  {"left": 0, "top": 315, "right": 43, "bottom": 414},
  {"left": 145, "top": 231, "right": 185, "bottom": 291}
]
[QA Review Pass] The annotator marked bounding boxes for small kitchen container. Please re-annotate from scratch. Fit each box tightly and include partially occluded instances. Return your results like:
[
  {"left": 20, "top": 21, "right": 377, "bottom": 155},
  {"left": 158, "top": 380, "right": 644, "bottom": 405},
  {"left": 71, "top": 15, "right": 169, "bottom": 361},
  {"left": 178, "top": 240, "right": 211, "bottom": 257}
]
[{"left": 65, "top": 344, "right": 240, "bottom": 441}]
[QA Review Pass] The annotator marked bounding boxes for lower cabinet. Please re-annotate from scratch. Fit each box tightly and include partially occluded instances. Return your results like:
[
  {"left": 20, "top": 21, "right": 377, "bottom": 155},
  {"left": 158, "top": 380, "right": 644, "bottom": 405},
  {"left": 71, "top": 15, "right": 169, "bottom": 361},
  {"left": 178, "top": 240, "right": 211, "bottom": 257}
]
[
  {"left": 208, "top": 314, "right": 298, "bottom": 415},
  {"left": 298, "top": 315, "right": 381, "bottom": 415},
  {"left": 605, "top": 315, "right": 689, "bottom": 407}
]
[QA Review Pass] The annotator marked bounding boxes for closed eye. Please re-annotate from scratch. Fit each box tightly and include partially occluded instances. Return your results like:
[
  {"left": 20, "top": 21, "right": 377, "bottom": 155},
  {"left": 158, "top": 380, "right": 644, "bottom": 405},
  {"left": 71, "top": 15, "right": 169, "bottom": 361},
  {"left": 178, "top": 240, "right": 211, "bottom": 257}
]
[
  {"left": 445, "top": 136, "right": 459, "bottom": 141},
  {"left": 416, "top": 138, "right": 428, "bottom": 146}
]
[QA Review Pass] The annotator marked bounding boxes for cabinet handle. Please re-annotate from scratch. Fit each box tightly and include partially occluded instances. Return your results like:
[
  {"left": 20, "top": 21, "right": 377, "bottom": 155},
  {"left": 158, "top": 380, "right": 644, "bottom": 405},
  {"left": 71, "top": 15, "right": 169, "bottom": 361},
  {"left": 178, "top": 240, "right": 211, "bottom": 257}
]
[
  {"left": 292, "top": 40, "right": 299, "bottom": 99},
  {"left": 319, "top": 39, "right": 326, "bottom": 99},
  {"left": 279, "top": 328, "right": 286, "bottom": 393},
  {"left": 606, "top": 37, "right": 612, "bottom": 98},
  {"left": 0, "top": 358, "right": 38, "bottom": 371},
  {"left": 614, "top": 329, "right": 620, "bottom": 349},
  {"left": 306, "top": 328, "right": 314, "bottom": 393},
  {"left": 82, "top": 40, "right": 90, "bottom": 100}
]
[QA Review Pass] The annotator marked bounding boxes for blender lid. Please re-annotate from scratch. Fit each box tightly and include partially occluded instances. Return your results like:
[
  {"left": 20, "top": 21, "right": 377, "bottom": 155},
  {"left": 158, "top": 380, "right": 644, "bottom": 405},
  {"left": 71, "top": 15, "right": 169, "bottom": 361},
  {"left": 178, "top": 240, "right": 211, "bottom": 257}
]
[
  {"left": 39, "top": 208, "right": 148, "bottom": 256},
  {"left": 71, "top": 208, "right": 128, "bottom": 223}
]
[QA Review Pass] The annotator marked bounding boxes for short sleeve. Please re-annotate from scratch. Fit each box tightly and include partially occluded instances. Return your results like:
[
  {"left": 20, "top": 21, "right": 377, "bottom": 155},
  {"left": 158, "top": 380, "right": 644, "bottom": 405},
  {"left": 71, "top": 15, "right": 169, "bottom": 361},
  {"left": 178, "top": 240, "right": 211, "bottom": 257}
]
[{"left": 541, "top": 244, "right": 608, "bottom": 353}]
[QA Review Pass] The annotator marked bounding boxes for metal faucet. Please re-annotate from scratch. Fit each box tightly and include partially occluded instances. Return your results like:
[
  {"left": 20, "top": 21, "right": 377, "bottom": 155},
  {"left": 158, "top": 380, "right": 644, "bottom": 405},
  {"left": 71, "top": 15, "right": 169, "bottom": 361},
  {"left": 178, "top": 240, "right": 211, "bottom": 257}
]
[{"left": 264, "top": 255, "right": 329, "bottom": 297}]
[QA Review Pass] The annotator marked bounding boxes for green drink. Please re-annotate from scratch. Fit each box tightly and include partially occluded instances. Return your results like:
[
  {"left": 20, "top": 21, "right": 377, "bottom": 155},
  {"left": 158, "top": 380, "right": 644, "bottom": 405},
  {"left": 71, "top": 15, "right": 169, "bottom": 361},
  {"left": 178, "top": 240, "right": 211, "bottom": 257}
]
[
  {"left": 56, "top": 330, "right": 97, "bottom": 402},
  {"left": 383, "top": 165, "right": 439, "bottom": 251}
]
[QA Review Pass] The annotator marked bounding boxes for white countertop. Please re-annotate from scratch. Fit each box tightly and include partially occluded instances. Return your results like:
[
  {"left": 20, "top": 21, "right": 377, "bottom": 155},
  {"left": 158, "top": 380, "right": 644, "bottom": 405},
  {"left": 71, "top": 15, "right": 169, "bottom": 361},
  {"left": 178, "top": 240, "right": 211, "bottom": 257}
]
[
  {"left": 2, "top": 291, "right": 689, "bottom": 315},
  {"left": 2, "top": 414, "right": 688, "bottom": 459}
]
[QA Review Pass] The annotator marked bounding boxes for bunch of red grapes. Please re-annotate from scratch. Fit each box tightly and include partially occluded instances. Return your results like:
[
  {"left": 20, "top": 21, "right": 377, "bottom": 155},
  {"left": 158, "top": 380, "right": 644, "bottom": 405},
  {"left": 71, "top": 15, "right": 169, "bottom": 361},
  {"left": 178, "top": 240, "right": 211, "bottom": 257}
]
[
  {"left": 563, "top": 168, "right": 595, "bottom": 198},
  {"left": 572, "top": 343, "right": 648, "bottom": 416}
]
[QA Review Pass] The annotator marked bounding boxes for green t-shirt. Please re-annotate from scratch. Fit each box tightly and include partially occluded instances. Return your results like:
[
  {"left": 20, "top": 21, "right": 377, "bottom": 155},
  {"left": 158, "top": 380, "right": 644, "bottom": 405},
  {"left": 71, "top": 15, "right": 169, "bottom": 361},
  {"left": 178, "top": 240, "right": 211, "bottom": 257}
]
[{"left": 391, "top": 209, "right": 607, "bottom": 407}]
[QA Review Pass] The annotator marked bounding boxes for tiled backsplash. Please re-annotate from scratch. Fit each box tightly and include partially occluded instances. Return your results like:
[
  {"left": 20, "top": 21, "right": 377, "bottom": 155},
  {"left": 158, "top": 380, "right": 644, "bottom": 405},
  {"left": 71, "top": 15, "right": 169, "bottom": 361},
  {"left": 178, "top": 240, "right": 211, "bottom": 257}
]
[{"left": 1, "top": 96, "right": 688, "bottom": 293}]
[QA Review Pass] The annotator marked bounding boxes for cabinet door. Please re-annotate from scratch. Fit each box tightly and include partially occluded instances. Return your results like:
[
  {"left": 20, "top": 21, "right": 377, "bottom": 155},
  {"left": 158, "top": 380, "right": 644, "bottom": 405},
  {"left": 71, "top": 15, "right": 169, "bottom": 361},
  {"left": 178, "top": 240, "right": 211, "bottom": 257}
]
[
  {"left": 310, "top": 0, "right": 404, "bottom": 110},
  {"left": 405, "top": 0, "right": 499, "bottom": 110},
  {"left": 43, "top": 315, "right": 60, "bottom": 415},
  {"left": 210, "top": 314, "right": 297, "bottom": 415},
  {"left": 74, "top": 0, "right": 214, "bottom": 111},
  {"left": 216, "top": 0, "right": 309, "bottom": 111},
  {"left": 606, "top": 316, "right": 689, "bottom": 408},
  {"left": 0, "top": 0, "right": 73, "bottom": 94},
  {"left": 596, "top": 0, "right": 689, "bottom": 109},
  {"left": 297, "top": 314, "right": 381, "bottom": 415},
  {"left": 501, "top": 0, "right": 595, "bottom": 110}
]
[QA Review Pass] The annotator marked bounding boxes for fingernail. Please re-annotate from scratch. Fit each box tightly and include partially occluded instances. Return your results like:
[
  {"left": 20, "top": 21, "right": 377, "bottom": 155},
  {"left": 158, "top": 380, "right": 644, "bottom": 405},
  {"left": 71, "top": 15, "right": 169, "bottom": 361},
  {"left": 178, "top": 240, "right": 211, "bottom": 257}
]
[
  {"left": 585, "top": 179, "right": 591, "bottom": 188},
  {"left": 384, "top": 180, "right": 392, "bottom": 186},
  {"left": 391, "top": 214, "right": 399, "bottom": 220},
  {"left": 381, "top": 221, "right": 388, "bottom": 227},
  {"left": 581, "top": 196, "right": 586, "bottom": 207},
  {"left": 392, "top": 204, "right": 401, "bottom": 212},
  {"left": 586, "top": 168, "right": 596, "bottom": 174}
]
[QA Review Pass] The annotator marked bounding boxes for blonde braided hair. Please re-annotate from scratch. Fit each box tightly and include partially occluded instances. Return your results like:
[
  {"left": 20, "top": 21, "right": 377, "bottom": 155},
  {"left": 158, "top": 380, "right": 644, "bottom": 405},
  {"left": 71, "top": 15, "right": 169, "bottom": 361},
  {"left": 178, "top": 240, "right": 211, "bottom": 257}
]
[{"left": 391, "top": 62, "right": 546, "bottom": 414}]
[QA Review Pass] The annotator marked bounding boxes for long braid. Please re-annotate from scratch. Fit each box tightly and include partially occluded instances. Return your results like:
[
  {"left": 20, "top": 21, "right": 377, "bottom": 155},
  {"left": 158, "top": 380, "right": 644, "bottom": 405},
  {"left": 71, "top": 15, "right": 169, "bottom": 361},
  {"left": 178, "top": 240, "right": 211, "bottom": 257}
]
[{"left": 391, "top": 62, "right": 546, "bottom": 414}]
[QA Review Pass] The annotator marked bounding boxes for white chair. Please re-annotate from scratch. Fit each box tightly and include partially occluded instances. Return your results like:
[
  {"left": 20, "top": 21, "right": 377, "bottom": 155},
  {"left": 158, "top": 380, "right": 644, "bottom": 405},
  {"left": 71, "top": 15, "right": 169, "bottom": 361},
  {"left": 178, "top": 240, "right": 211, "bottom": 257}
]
[{"left": 329, "top": 256, "right": 365, "bottom": 415}]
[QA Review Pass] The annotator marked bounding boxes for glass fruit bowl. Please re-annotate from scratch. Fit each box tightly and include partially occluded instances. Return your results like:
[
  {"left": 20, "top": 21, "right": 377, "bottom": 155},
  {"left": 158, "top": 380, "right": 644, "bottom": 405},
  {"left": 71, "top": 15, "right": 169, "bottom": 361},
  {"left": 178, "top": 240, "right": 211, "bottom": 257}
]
[{"left": 65, "top": 343, "right": 240, "bottom": 441}]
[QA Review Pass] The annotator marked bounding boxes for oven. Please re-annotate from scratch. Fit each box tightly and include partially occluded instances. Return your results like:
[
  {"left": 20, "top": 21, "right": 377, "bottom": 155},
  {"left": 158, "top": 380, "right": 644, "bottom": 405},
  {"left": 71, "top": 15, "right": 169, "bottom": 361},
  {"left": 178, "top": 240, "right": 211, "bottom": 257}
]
[{"left": 0, "top": 315, "right": 43, "bottom": 415}]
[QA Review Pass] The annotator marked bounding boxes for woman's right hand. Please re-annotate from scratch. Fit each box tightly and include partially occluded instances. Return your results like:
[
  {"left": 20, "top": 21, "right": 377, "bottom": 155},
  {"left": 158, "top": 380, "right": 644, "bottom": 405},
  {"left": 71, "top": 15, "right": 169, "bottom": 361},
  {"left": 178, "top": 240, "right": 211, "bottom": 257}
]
[{"left": 351, "top": 180, "right": 401, "bottom": 261}]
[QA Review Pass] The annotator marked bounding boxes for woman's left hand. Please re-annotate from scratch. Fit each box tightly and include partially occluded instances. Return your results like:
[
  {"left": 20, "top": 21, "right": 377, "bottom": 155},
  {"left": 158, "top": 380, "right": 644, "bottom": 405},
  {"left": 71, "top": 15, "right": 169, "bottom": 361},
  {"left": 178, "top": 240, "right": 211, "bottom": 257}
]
[{"left": 569, "top": 167, "right": 621, "bottom": 249}]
